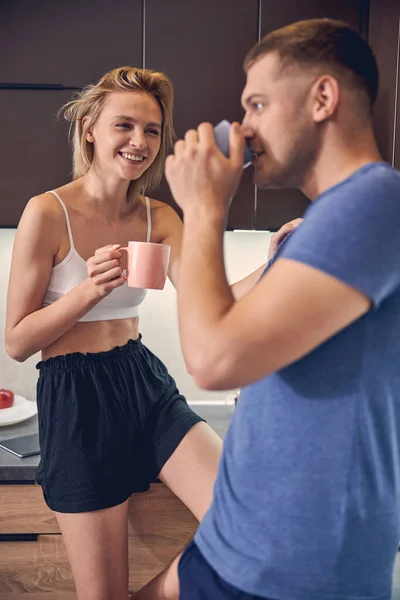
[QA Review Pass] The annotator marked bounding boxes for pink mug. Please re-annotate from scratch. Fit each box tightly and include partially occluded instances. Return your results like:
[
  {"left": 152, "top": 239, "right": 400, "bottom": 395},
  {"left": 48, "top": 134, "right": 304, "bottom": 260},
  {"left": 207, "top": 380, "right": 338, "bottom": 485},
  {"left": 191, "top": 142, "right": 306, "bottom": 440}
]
[{"left": 120, "top": 241, "right": 171, "bottom": 290}]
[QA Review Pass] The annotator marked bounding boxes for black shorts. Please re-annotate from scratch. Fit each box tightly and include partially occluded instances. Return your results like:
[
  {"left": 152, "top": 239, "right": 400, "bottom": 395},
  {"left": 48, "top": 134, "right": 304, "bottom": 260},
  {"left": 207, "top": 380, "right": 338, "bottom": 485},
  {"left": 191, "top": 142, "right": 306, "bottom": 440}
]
[
  {"left": 179, "top": 541, "right": 269, "bottom": 600},
  {"left": 35, "top": 336, "right": 204, "bottom": 513}
]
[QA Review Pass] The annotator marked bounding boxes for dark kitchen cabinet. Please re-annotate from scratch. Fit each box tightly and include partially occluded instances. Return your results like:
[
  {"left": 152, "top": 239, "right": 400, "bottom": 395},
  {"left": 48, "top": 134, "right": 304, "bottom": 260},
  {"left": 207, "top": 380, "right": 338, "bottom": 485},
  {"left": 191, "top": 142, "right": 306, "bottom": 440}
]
[
  {"left": 0, "top": 0, "right": 143, "bottom": 226},
  {"left": 369, "top": 0, "right": 400, "bottom": 167},
  {"left": 145, "top": 0, "right": 259, "bottom": 229},
  {"left": 0, "top": 90, "right": 73, "bottom": 226},
  {"left": 1, "top": 1, "right": 398, "bottom": 230},
  {"left": 255, "top": 0, "right": 368, "bottom": 230},
  {"left": 260, "top": 0, "right": 364, "bottom": 33},
  {"left": 0, "top": 0, "right": 143, "bottom": 88}
]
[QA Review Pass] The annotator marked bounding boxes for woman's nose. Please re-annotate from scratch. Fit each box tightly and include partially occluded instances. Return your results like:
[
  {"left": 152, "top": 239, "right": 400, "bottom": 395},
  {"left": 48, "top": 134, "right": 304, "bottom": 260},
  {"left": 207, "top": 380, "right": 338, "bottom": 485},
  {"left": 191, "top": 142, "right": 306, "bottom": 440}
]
[{"left": 130, "top": 129, "right": 147, "bottom": 150}]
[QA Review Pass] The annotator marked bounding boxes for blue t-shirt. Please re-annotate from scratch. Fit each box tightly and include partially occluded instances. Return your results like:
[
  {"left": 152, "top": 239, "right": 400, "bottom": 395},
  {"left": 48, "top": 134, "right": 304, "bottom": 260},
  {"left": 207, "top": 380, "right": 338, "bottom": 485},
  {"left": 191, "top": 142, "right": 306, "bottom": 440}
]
[{"left": 195, "top": 162, "right": 400, "bottom": 600}]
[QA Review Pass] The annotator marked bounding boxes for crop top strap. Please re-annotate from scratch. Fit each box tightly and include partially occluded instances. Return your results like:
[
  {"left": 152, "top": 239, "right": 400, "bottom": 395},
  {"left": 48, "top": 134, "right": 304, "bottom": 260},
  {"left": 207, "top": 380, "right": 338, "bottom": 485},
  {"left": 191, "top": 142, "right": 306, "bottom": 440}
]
[
  {"left": 145, "top": 196, "right": 152, "bottom": 243},
  {"left": 47, "top": 190, "right": 75, "bottom": 250}
]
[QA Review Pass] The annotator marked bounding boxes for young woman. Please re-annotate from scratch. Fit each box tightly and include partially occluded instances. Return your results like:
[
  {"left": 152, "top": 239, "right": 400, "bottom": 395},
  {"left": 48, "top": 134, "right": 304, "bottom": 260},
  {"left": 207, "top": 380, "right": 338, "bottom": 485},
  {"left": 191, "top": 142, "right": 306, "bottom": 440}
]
[
  {"left": 6, "top": 65, "right": 299, "bottom": 600},
  {"left": 6, "top": 66, "right": 224, "bottom": 600}
]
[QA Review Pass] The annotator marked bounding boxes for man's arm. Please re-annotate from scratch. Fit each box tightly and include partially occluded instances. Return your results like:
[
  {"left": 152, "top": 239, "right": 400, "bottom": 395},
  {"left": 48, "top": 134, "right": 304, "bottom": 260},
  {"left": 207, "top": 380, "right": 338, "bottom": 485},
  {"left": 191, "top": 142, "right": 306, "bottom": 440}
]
[
  {"left": 165, "top": 122, "right": 370, "bottom": 391},
  {"left": 158, "top": 199, "right": 301, "bottom": 300},
  {"left": 176, "top": 210, "right": 370, "bottom": 390}
]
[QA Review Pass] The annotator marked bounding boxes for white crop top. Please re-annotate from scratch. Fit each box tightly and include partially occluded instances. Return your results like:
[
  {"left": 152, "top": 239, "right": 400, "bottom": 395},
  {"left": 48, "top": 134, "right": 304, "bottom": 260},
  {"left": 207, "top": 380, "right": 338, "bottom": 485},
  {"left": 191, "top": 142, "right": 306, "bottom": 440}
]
[{"left": 42, "top": 190, "right": 151, "bottom": 322}]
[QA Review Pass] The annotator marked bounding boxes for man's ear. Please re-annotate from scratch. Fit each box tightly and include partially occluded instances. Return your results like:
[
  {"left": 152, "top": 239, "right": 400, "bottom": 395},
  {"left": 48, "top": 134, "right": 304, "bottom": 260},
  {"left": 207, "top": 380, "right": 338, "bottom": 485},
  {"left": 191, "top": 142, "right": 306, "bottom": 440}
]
[
  {"left": 82, "top": 116, "right": 94, "bottom": 143},
  {"left": 311, "top": 74, "right": 340, "bottom": 123}
]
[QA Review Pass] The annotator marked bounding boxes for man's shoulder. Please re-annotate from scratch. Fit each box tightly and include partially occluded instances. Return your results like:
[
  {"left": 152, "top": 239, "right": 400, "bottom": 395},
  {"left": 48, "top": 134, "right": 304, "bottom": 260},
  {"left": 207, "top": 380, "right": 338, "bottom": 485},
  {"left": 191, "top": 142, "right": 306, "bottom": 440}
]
[
  {"left": 308, "top": 162, "right": 399, "bottom": 224},
  {"left": 332, "top": 162, "right": 400, "bottom": 200}
]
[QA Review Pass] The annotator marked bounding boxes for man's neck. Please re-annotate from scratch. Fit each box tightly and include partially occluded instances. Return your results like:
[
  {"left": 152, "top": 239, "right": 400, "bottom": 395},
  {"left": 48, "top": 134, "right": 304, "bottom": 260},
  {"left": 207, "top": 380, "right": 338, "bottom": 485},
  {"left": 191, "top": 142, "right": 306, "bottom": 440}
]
[{"left": 302, "top": 130, "right": 383, "bottom": 201}]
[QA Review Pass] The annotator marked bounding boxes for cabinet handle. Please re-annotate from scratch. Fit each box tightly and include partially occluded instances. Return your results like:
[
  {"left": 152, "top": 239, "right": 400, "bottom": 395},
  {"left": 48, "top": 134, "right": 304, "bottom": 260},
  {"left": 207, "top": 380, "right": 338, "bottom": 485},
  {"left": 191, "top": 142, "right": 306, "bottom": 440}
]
[
  {"left": 0, "top": 83, "right": 80, "bottom": 90},
  {"left": 0, "top": 533, "right": 38, "bottom": 542}
]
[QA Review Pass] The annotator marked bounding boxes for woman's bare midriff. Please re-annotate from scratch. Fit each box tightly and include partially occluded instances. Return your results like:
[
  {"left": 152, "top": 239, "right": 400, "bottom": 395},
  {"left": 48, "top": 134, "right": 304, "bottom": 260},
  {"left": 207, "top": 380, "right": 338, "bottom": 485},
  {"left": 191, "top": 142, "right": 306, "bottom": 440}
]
[{"left": 41, "top": 317, "right": 140, "bottom": 361}]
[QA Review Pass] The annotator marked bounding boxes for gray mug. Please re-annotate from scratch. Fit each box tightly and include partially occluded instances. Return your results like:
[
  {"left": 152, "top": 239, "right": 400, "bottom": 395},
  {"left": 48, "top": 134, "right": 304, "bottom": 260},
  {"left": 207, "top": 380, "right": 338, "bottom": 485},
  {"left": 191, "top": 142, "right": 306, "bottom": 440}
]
[{"left": 214, "top": 120, "right": 253, "bottom": 168}]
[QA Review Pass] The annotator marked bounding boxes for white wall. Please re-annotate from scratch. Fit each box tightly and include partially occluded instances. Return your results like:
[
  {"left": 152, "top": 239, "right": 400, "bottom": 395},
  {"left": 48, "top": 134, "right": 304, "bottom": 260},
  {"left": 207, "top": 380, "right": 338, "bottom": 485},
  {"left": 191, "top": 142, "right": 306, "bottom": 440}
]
[{"left": 0, "top": 230, "right": 271, "bottom": 403}]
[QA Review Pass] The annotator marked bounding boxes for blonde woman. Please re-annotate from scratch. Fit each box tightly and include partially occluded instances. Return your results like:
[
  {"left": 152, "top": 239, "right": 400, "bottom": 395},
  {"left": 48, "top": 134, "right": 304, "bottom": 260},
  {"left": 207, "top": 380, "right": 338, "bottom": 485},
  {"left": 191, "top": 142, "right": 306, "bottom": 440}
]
[
  {"left": 5, "top": 66, "right": 299, "bottom": 600},
  {"left": 6, "top": 67, "right": 225, "bottom": 600}
]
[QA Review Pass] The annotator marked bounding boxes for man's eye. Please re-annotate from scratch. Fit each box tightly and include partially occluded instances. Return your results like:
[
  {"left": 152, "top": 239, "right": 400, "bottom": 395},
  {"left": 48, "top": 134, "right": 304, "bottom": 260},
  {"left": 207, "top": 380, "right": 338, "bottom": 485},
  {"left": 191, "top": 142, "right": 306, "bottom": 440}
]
[{"left": 252, "top": 102, "right": 264, "bottom": 112}]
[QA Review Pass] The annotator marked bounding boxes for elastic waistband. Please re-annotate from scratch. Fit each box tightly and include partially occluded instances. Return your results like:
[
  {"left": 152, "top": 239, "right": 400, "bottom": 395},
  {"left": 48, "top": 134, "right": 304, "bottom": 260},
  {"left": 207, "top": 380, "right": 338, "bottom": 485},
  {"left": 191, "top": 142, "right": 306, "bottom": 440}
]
[{"left": 36, "top": 335, "right": 143, "bottom": 374}]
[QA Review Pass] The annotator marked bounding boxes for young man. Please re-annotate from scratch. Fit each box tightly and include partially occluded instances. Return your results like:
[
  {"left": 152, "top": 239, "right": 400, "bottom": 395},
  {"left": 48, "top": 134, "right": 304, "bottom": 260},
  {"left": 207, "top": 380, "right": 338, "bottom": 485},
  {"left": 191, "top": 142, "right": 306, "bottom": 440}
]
[{"left": 165, "top": 18, "right": 400, "bottom": 600}]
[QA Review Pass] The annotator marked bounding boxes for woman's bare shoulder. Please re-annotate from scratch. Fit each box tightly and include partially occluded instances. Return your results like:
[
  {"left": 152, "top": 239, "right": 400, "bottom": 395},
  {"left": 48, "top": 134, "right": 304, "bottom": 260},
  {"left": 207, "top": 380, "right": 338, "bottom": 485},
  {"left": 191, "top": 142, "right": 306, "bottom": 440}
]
[
  {"left": 144, "top": 196, "right": 182, "bottom": 241},
  {"left": 136, "top": 194, "right": 179, "bottom": 223},
  {"left": 23, "top": 190, "right": 65, "bottom": 224},
  {"left": 18, "top": 181, "right": 83, "bottom": 240},
  {"left": 27, "top": 179, "right": 79, "bottom": 212},
  {"left": 146, "top": 196, "right": 180, "bottom": 216}
]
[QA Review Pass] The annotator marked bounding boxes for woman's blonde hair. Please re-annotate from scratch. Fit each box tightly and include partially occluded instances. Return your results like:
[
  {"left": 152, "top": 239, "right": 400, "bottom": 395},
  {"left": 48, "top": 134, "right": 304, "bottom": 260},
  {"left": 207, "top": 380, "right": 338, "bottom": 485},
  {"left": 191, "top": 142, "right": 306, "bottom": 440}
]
[{"left": 60, "top": 66, "right": 175, "bottom": 194}]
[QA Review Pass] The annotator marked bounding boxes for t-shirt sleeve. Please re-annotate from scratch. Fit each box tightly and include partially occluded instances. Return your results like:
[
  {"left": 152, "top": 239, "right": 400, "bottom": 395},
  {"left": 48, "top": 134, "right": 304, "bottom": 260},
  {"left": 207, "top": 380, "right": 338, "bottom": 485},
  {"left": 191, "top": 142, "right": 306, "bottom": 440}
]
[{"left": 279, "top": 166, "right": 400, "bottom": 307}]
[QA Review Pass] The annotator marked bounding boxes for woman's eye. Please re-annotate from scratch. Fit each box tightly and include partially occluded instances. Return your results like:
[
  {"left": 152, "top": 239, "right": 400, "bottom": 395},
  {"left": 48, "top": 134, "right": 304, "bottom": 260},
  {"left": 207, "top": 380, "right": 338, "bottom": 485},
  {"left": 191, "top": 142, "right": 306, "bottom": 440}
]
[
  {"left": 116, "top": 123, "right": 131, "bottom": 129},
  {"left": 147, "top": 129, "right": 160, "bottom": 136}
]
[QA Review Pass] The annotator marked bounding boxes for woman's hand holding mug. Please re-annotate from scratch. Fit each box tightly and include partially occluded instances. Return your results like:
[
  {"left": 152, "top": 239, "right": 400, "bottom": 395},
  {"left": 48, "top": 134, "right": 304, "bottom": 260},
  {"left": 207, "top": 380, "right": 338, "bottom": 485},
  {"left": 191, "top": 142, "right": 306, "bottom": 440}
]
[{"left": 86, "top": 244, "right": 125, "bottom": 298}]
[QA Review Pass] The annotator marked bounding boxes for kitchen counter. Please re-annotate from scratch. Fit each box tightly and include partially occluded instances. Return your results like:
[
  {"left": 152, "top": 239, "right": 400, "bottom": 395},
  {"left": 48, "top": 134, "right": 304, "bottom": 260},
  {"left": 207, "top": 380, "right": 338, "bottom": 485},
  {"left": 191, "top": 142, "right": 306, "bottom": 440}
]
[
  {"left": 0, "top": 415, "right": 40, "bottom": 482},
  {"left": 0, "top": 403, "right": 234, "bottom": 483}
]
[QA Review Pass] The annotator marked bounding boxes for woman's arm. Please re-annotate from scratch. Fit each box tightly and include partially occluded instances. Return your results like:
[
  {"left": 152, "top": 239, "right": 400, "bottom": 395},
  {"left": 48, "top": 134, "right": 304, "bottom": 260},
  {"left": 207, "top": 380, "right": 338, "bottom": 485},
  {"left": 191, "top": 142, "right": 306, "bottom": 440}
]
[
  {"left": 229, "top": 218, "right": 303, "bottom": 300},
  {"left": 158, "top": 202, "right": 301, "bottom": 299},
  {"left": 155, "top": 203, "right": 183, "bottom": 289},
  {"left": 6, "top": 196, "right": 124, "bottom": 362}
]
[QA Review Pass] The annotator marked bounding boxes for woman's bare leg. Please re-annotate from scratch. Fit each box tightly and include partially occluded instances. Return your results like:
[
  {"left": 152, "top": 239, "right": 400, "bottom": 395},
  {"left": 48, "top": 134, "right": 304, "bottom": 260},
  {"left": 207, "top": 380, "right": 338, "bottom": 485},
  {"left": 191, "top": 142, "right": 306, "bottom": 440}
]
[
  {"left": 56, "top": 500, "right": 130, "bottom": 600},
  {"left": 132, "top": 422, "right": 222, "bottom": 599}
]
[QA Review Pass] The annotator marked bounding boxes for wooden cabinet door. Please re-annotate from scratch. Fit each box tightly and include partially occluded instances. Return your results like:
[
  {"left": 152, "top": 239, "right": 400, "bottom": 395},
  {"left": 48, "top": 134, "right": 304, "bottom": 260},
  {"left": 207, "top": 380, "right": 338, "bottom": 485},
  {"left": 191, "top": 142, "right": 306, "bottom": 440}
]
[
  {"left": 255, "top": 0, "right": 366, "bottom": 230},
  {"left": 0, "top": 0, "right": 142, "bottom": 87},
  {"left": 0, "top": 485, "right": 59, "bottom": 534},
  {"left": 145, "top": 0, "right": 259, "bottom": 229},
  {"left": 0, "top": 535, "right": 76, "bottom": 599},
  {"left": 0, "top": 484, "right": 196, "bottom": 597},
  {"left": 0, "top": 0, "right": 143, "bottom": 226},
  {"left": 128, "top": 485, "right": 198, "bottom": 591},
  {"left": 0, "top": 89, "right": 73, "bottom": 225},
  {"left": 369, "top": 0, "right": 400, "bottom": 167},
  {"left": 260, "top": 0, "right": 364, "bottom": 33}
]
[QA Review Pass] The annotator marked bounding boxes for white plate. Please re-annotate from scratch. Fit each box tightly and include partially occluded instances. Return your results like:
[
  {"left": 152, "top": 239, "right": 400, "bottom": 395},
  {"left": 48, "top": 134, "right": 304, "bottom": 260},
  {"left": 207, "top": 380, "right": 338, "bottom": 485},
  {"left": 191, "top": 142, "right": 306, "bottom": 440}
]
[{"left": 0, "top": 395, "right": 37, "bottom": 427}]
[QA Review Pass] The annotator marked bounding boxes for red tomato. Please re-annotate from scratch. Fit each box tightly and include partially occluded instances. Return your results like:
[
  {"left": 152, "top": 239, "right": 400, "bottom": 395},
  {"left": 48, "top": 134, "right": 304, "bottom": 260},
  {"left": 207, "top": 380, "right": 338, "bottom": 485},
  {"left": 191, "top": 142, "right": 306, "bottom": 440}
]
[{"left": 0, "top": 389, "right": 14, "bottom": 409}]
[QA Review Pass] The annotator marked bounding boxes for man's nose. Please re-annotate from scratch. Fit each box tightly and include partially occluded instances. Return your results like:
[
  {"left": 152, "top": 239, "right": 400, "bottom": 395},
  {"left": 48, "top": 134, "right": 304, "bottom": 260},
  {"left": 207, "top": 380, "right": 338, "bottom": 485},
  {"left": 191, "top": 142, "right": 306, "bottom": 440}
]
[{"left": 240, "top": 114, "right": 254, "bottom": 140}]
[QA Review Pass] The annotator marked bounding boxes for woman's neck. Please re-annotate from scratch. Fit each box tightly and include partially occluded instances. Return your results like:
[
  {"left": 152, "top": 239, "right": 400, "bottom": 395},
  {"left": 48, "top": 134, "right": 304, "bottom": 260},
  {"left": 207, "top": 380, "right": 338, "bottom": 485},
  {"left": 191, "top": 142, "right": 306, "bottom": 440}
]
[{"left": 79, "top": 168, "right": 137, "bottom": 220}]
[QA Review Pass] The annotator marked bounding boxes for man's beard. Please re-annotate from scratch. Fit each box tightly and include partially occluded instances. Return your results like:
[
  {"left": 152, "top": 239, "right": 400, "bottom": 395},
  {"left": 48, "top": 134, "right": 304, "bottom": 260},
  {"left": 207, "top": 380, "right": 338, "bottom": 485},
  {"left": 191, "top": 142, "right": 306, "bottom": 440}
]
[{"left": 258, "top": 123, "right": 321, "bottom": 190}]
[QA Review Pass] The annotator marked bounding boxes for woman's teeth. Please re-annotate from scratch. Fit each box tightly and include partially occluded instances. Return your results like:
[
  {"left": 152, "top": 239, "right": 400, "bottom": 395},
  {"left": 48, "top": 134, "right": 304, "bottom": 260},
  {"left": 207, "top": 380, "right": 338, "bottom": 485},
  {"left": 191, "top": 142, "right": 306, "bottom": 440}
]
[{"left": 121, "top": 152, "right": 144, "bottom": 162}]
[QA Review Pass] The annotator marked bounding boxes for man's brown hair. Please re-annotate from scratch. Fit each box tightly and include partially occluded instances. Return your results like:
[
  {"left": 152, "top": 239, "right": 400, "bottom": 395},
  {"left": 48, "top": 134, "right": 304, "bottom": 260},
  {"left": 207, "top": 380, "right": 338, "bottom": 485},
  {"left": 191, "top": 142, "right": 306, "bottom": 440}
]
[{"left": 244, "top": 19, "right": 379, "bottom": 113}]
